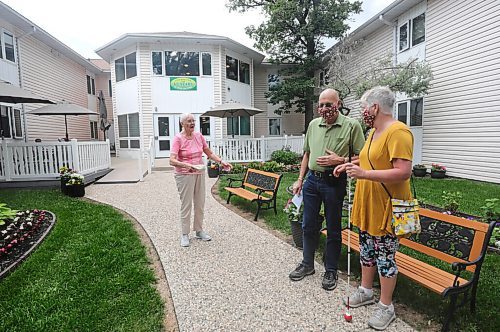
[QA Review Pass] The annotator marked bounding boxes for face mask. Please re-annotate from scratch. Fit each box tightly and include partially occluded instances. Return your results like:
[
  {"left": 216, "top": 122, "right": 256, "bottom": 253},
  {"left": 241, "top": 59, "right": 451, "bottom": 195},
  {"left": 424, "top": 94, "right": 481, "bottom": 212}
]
[
  {"left": 318, "top": 105, "right": 338, "bottom": 121},
  {"left": 362, "top": 109, "right": 376, "bottom": 128}
]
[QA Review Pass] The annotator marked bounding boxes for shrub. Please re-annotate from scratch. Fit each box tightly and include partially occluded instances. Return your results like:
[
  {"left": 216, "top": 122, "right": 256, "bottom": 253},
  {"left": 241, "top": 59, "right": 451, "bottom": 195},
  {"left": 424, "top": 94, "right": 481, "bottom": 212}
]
[
  {"left": 261, "top": 161, "right": 284, "bottom": 173},
  {"left": 480, "top": 198, "right": 500, "bottom": 222},
  {"left": 270, "top": 148, "right": 300, "bottom": 165},
  {"left": 442, "top": 191, "right": 462, "bottom": 212}
]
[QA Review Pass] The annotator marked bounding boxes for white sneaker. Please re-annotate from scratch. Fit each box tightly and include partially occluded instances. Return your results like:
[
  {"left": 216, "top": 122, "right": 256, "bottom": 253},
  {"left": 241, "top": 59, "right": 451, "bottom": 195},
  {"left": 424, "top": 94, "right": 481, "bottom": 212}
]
[
  {"left": 368, "top": 302, "right": 396, "bottom": 330},
  {"left": 195, "top": 231, "right": 212, "bottom": 241},
  {"left": 180, "top": 234, "right": 190, "bottom": 247},
  {"left": 343, "top": 287, "right": 375, "bottom": 308}
]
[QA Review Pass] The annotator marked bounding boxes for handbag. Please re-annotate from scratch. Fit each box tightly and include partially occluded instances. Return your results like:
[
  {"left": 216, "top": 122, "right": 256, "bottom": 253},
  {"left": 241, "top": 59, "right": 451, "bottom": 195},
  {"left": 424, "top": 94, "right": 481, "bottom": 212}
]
[{"left": 367, "top": 131, "right": 421, "bottom": 237}]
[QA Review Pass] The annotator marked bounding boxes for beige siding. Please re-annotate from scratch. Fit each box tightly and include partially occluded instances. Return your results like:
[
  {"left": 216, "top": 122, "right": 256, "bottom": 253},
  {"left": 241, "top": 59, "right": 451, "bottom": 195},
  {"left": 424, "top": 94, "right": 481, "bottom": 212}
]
[
  {"left": 425, "top": 0, "right": 500, "bottom": 183},
  {"left": 334, "top": 25, "right": 394, "bottom": 117},
  {"left": 18, "top": 35, "right": 91, "bottom": 141},
  {"left": 253, "top": 66, "right": 268, "bottom": 137}
]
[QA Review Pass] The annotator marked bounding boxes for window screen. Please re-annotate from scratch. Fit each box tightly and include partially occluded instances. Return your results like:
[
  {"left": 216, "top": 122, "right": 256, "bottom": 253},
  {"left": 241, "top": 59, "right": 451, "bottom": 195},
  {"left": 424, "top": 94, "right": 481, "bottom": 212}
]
[
  {"left": 165, "top": 51, "right": 200, "bottom": 76},
  {"left": 125, "top": 53, "right": 137, "bottom": 79},
  {"left": 399, "top": 23, "right": 409, "bottom": 51},
  {"left": 397, "top": 103, "right": 407, "bottom": 124},
  {"left": 202, "top": 53, "right": 212, "bottom": 76},
  {"left": 115, "top": 57, "right": 125, "bottom": 82},
  {"left": 239, "top": 62, "right": 250, "bottom": 84},
  {"left": 3, "top": 32, "right": 14, "bottom": 62},
  {"left": 412, "top": 13, "right": 426, "bottom": 46},
  {"left": 118, "top": 115, "right": 128, "bottom": 137},
  {"left": 152, "top": 51, "right": 163, "bottom": 75},
  {"left": 226, "top": 56, "right": 238, "bottom": 81},
  {"left": 410, "top": 98, "right": 423, "bottom": 126}
]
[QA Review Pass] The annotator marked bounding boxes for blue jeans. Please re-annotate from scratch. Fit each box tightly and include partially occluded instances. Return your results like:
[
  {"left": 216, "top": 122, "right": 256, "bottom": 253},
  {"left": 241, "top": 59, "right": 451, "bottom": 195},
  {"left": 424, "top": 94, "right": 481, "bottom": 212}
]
[{"left": 301, "top": 171, "right": 346, "bottom": 272}]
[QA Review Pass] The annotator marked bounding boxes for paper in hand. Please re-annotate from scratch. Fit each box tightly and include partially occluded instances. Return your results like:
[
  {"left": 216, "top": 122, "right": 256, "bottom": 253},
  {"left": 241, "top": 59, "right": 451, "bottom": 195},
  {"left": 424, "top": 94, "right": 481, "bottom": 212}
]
[{"left": 292, "top": 192, "right": 303, "bottom": 210}]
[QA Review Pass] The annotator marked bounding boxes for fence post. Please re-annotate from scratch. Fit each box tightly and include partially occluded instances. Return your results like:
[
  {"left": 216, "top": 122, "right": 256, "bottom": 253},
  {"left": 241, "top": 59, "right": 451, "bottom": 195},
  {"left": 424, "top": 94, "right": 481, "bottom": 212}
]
[
  {"left": 2, "top": 140, "right": 12, "bottom": 181},
  {"left": 106, "top": 139, "right": 111, "bottom": 168},
  {"left": 260, "top": 135, "right": 266, "bottom": 161},
  {"left": 70, "top": 139, "right": 80, "bottom": 172}
]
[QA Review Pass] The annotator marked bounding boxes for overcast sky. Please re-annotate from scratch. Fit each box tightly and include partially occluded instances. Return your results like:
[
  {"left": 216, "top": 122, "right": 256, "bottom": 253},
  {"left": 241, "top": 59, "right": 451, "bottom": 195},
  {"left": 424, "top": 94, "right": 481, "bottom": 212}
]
[{"left": 3, "top": 0, "right": 394, "bottom": 59}]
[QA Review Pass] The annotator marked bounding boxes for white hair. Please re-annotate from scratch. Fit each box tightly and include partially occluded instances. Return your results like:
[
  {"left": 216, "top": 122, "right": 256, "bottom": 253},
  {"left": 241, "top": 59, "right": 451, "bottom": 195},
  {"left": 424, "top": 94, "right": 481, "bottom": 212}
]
[
  {"left": 179, "top": 113, "right": 194, "bottom": 124},
  {"left": 360, "top": 86, "right": 395, "bottom": 115}
]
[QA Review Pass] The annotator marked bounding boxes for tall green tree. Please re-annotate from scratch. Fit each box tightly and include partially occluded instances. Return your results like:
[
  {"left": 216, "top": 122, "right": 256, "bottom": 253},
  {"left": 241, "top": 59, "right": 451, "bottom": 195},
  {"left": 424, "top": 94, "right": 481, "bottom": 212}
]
[{"left": 227, "top": 0, "right": 362, "bottom": 131}]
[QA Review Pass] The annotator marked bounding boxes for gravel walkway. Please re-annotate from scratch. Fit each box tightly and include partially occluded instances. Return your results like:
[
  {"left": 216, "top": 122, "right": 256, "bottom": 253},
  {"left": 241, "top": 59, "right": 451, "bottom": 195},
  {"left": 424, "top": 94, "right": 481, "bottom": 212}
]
[{"left": 85, "top": 171, "right": 415, "bottom": 332}]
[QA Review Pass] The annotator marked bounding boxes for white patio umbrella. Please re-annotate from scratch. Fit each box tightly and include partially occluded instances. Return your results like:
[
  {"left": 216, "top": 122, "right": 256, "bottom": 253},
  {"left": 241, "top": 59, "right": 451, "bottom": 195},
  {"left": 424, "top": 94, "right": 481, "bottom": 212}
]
[
  {"left": 26, "top": 101, "right": 98, "bottom": 141},
  {"left": 0, "top": 80, "right": 54, "bottom": 104},
  {"left": 201, "top": 102, "right": 264, "bottom": 138}
]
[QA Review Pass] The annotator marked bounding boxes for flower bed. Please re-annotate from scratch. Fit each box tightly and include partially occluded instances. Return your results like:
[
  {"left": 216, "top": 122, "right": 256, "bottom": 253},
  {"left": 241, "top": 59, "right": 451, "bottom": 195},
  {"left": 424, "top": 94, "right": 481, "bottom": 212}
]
[{"left": 0, "top": 209, "right": 56, "bottom": 279}]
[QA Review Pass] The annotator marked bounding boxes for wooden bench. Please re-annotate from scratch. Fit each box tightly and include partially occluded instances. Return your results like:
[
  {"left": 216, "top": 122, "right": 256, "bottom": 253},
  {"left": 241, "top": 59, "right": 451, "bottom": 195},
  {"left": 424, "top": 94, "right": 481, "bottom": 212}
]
[
  {"left": 321, "top": 208, "right": 496, "bottom": 331},
  {"left": 225, "top": 168, "right": 282, "bottom": 221}
]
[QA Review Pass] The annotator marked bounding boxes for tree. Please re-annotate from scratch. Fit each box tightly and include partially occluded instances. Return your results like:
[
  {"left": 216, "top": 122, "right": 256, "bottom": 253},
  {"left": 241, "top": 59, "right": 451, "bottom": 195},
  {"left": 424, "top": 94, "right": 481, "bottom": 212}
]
[
  {"left": 227, "top": 0, "right": 362, "bottom": 131},
  {"left": 327, "top": 37, "right": 433, "bottom": 100}
]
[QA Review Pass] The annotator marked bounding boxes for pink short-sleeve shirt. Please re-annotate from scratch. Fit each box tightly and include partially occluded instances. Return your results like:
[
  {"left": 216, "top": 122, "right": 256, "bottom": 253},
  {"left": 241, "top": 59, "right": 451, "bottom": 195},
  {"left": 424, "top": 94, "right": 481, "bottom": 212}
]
[{"left": 171, "top": 132, "right": 208, "bottom": 174}]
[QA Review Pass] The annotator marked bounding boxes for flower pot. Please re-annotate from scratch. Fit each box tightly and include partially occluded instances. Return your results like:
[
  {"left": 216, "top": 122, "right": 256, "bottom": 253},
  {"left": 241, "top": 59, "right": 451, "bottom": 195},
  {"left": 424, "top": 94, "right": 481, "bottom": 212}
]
[
  {"left": 67, "top": 184, "right": 85, "bottom": 197},
  {"left": 413, "top": 168, "right": 427, "bottom": 177},
  {"left": 290, "top": 220, "right": 303, "bottom": 249},
  {"left": 431, "top": 170, "right": 446, "bottom": 179},
  {"left": 207, "top": 166, "right": 219, "bottom": 178},
  {"left": 60, "top": 178, "right": 69, "bottom": 195}
]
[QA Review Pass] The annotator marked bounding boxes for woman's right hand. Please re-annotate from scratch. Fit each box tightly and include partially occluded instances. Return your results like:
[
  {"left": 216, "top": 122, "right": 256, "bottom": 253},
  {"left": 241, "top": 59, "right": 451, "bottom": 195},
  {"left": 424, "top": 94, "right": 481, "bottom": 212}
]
[{"left": 334, "top": 164, "right": 347, "bottom": 177}]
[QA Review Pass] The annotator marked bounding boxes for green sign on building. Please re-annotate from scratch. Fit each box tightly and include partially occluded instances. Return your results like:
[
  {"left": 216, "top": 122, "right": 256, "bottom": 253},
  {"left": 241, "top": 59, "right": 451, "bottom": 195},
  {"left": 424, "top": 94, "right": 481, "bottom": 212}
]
[{"left": 170, "top": 77, "right": 197, "bottom": 91}]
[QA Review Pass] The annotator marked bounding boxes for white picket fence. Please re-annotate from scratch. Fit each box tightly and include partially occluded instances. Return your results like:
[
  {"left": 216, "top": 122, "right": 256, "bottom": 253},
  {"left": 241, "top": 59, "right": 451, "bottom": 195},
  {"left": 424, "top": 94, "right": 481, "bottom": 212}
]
[
  {"left": 207, "top": 135, "right": 305, "bottom": 162},
  {"left": 0, "top": 139, "right": 111, "bottom": 181}
]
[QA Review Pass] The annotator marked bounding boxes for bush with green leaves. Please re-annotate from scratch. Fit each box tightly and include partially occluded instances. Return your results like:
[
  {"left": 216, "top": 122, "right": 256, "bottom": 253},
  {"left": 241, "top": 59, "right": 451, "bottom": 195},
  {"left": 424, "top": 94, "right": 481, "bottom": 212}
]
[
  {"left": 270, "top": 148, "right": 300, "bottom": 165},
  {"left": 442, "top": 191, "right": 462, "bottom": 212},
  {"left": 0, "top": 203, "right": 17, "bottom": 226},
  {"left": 261, "top": 161, "right": 284, "bottom": 172},
  {"left": 480, "top": 198, "right": 500, "bottom": 222}
]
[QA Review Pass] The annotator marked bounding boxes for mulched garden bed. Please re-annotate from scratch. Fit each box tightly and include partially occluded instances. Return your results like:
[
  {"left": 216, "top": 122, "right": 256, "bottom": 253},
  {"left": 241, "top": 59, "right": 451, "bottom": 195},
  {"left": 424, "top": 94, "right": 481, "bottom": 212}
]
[{"left": 0, "top": 209, "right": 56, "bottom": 279}]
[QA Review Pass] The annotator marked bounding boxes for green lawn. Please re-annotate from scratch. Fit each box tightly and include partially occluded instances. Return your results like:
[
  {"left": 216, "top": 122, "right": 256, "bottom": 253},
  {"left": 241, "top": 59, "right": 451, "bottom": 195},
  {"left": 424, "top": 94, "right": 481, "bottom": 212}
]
[
  {"left": 0, "top": 189, "right": 164, "bottom": 332},
  {"left": 218, "top": 173, "right": 500, "bottom": 332}
]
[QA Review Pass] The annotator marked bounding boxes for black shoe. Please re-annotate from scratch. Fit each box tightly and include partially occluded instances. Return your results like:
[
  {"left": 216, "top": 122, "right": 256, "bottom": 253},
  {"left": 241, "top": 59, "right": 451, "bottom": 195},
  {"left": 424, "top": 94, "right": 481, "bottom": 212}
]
[
  {"left": 322, "top": 270, "right": 338, "bottom": 291},
  {"left": 289, "top": 263, "right": 315, "bottom": 281}
]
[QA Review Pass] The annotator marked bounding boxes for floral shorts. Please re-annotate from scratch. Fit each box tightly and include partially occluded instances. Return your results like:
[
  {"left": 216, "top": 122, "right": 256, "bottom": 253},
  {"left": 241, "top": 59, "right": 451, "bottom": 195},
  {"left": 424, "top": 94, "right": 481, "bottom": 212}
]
[{"left": 359, "top": 231, "right": 399, "bottom": 278}]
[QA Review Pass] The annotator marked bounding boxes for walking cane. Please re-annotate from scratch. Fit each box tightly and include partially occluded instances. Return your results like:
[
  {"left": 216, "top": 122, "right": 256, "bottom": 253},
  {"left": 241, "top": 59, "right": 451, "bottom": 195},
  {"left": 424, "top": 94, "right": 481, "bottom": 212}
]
[{"left": 344, "top": 127, "right": 353, "bottom": 323}]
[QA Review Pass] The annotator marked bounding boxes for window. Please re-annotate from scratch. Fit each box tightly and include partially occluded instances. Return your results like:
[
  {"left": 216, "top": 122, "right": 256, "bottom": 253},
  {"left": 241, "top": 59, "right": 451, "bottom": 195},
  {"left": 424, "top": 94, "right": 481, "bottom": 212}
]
[
  {"left": 90, "top": 121, "right": 98, "bottom": 139},
  {"left": 226, "top": 56, "right": 250, "bottom": 85},
  {"left": 115, "top": 52, "right": 137, "bottom": 82},
  {"left": 226, "top": 56, "right": 238, "bottom": 81},
  {"left": 319, "top": 70, "right": 330, "bottom": 86},
  {"left": 412, "top": 13, "right": 426, "bottom": 46},
  {"left": 200, "top": 116, "right": 210, "bottom": 135},
  {"left": 397, "top": 98, "right": 423, "bottom": 127},
  {"left": 152, "top": 51, "right": 163, "bottom": 75},
  {"left": 399, "top": 22, "right": 409, "bottom": 51},
  {"left": 0, "top": 106, "right": 22, "bottom": 138},
  {"left": 227, "top": 116, "right": 250, "bottom": 136},
  {"left": 165, "top": 51, "right": 199, "bottom": 76},
  {"left": 2, "top": 31, "right": 15, "bottom": 62},
  {"left": 269, "top": 118, "right": 281, "bottom": 136},
  {"left": 202, "top": 53, "right": 212, "bottom": 76},
  {"left": 239, "top": 62, "right": 250, "bottom": 84},
  {"left": 108, "top": 80, "right": 112, "bottom": 97},
  {"left": 117, "top": 113, "right": 140, "bottom": 148},
  {"left": 86, "top": 75, "right": 95, "bottom": 95}
]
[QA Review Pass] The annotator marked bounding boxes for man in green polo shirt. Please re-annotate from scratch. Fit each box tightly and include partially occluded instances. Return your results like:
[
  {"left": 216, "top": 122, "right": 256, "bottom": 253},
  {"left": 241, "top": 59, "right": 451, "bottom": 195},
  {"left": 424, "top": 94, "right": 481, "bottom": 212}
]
[{"left": 289, "top": 88, "right": 365, "bottom": 291}]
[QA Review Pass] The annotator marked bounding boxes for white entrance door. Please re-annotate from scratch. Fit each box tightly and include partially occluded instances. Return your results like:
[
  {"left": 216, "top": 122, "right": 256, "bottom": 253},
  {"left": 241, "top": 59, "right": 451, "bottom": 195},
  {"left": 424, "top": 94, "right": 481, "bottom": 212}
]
[{"left": 153, "top": 114, "right": 182, "bottom": 158}]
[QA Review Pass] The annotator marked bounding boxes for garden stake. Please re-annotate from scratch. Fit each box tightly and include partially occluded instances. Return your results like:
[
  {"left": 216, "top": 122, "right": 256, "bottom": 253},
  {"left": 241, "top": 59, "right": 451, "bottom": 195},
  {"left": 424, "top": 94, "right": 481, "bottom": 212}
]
[{"left": 344, "top": 127, "right": 353, "bottom": 323}]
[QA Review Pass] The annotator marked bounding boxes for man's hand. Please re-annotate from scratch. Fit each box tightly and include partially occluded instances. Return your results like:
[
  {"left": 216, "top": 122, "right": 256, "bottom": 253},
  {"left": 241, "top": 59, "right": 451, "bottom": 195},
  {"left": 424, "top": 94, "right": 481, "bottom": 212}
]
[
  {"left": 316, "top": 149, "right": 344, "bottom": 167},
  {"left": 292, "top": 179, "right": 303, "bottom": 195}
]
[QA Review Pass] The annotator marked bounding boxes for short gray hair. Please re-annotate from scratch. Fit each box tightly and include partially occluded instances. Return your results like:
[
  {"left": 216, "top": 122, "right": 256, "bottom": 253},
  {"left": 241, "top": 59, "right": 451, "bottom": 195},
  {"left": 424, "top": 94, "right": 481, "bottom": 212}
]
[
  {"left": 360, "top": 86, "right": 395, "bottom": 115},
  {"left": 179, "top": 113, "right": 194, "bottom": 124}
]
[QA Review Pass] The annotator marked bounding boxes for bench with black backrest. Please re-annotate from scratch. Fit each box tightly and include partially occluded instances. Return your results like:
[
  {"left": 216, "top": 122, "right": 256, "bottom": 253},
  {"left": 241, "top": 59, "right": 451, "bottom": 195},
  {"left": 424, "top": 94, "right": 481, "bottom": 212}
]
[
  {"left": 322, "top": 208, "right": 496, "bottom": 331},
  {"left": 225, "top": 168, "right": 282, "bottom": 221}
]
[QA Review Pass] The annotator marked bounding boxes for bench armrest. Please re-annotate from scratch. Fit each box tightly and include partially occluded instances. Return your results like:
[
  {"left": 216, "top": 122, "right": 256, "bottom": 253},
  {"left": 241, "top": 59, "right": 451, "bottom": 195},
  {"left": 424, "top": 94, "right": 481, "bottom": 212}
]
[
  {"left": 227, "top": 177, "right": 244, "bottom": 188},
  {"left": 451, "top": 257, "right": 482, "bottom": 287}
]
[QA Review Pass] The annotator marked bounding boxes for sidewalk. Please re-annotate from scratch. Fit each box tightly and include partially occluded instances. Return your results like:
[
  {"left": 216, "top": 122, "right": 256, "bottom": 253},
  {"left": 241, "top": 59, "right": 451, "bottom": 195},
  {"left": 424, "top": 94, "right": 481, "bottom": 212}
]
[{"left": 85, "top": 171, "right": 414, "bottom": 331}]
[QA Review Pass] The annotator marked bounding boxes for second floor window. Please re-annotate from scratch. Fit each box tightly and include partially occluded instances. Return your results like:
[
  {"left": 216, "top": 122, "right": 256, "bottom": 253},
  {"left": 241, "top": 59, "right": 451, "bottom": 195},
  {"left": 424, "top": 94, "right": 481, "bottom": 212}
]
[
  {"left": 399, "top": 13, "right": 426, "bottom": 52},
  {"left": 86, "top": 75, "right": 95, "bottom": 95},
  {"left": 115, "top": 52, "right": 137, "bottom": 82},
  {"left": 0, "top": 30, "right": 15, "bottom": 62},
  {"left": 226, "top": 56, "right": 250, "bottom": 84}
]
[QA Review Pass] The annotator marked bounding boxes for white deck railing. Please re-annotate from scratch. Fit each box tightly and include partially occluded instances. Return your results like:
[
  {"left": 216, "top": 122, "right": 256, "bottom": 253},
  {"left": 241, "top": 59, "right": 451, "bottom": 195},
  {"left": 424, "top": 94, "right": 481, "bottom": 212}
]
[
  {"left": 0, "top": 139, "right": 111, "bottom": 181},
  {"left": 207, "top": 135, "right": 304, "bottom": 162}
]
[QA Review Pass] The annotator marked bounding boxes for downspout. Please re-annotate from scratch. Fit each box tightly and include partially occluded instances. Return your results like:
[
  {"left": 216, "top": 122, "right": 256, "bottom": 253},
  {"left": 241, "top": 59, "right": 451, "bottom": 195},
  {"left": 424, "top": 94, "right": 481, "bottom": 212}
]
[
  {"left": 379, "top": 15, "right": 398, "bottom": 66},
  {"left": 17, "top": 26, "right": 37, "bottom": 142}
]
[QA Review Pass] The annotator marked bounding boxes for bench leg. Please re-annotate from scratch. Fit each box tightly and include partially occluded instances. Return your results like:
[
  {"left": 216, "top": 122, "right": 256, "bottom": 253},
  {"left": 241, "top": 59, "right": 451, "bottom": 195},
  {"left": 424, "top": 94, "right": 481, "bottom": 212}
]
[
  {"left": 273, "top": 198, "right": 277, "bottom": 215},
  {"left": 442, "top": 293, "right": 458, "bottom": 332},
  {"left": 254, "top": 201, "right": 261, "bottom": 221},
  {"left": 226, "top": 192, "right": 232, "bottom": 204},
  {"left": 470, "top": 282, "right": 478, "bottom": 313}
]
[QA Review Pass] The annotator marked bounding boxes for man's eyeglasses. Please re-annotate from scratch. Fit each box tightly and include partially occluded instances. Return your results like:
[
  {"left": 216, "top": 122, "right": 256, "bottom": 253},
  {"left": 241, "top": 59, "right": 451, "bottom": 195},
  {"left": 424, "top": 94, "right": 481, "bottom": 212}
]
[{"left": 318, "top": 102, "right": 335, "bottom": 108}]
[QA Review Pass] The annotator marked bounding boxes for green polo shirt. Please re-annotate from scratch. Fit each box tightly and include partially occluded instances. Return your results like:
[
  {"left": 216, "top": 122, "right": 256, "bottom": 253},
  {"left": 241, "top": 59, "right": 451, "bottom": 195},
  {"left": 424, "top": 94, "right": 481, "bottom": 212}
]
[{"left": 304, "top": 114, "right": 365, "bottom": 172}]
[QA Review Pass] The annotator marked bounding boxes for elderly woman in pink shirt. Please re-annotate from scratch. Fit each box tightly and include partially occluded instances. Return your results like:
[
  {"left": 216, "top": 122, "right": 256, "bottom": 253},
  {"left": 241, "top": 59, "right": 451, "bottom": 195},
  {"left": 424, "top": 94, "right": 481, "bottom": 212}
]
[{"left": 170, "top": 113, "right": 232, "bottom": 247}]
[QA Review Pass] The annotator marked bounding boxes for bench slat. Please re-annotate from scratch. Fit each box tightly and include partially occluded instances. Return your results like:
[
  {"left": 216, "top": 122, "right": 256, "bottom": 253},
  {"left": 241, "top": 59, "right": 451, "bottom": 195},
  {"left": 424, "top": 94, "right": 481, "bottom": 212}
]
[{"left": 225, "top": 187, "right": 272, "bottom": 201}]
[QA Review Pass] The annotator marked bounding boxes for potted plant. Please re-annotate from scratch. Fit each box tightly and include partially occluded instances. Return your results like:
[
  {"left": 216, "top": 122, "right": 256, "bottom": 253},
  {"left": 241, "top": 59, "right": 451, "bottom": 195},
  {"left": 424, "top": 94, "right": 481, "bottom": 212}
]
[
  {"left": 284, "top": 199, "right": 304, "bottom": 249},
  {"left": 413, "top": 164, "right": 427, "bottom": 177},
  {"left": 431, "top": 163, "right": 447, "bottom": 178},
  {"left": 207, "top": 161, "right": 220, "bottom": 178},
  {"left": 65, "top": 173, "right": 85, "bottom": 197},
  {"left": 59, "top": 166, "right": 74, "bottom": 195}
]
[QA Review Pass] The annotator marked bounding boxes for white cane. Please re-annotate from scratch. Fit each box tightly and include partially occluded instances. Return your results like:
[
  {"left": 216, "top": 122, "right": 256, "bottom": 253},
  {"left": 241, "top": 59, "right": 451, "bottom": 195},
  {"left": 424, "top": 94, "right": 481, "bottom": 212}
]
[{"left": 344, "top": 128, "right": 353, "bottom": 322}]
